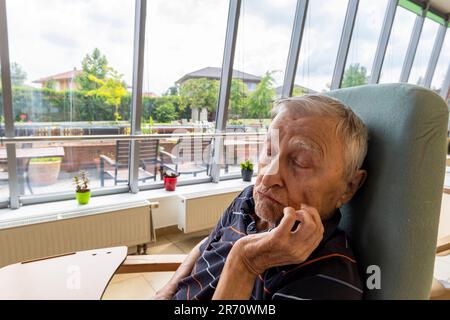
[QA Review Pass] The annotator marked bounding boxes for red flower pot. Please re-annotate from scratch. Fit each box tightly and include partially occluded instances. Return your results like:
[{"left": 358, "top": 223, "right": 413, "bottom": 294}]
[{"left": 164, "top": 176, "right": 178, "bottom": 191}]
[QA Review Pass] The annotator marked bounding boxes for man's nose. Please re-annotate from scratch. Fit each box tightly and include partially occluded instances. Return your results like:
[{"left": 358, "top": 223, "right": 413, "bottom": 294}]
[{"left": 260, "top": 156, "right": 283, "bottom": 187}]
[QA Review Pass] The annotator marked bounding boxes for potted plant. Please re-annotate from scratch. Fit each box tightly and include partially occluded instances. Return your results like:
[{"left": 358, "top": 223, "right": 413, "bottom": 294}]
[
  {"left": 74, "top": 170, "right": 91, "bottom": 205},
  {"left": 28, "top": 157, "right": 62, "bottom": 186},
  {"left": 162, "top": 169, "right": 180, "bottom": 191},
  {"left": 240, "top": 159, "right": 254, "bottom": 182}
]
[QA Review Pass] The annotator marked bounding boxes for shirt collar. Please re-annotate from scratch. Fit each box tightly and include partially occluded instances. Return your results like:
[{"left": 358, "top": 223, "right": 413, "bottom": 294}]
[{"left": 321, "top": 209, "right": 341, "bottom": 245}]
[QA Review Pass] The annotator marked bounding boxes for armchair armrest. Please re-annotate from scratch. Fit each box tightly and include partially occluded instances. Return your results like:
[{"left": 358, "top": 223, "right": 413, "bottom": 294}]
[
  {"left": 116, "top": 254, "right": 187, "bottom": 274},
  {"left": 160, "top": 150, "right": 179, "bottom": 164},
  {"left": 100, "top": 154, "right": 116, "bottom": 166}
]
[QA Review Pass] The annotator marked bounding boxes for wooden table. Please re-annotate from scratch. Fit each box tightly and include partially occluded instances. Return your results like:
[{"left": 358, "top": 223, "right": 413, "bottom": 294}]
[
  {"left": 0, "top": 146, "right": 65, "bottom": 159},
  {"left": 0, "top": 246, "right": 127, "bottom": 300},
  {"left": 0, "top": 146, "right": 65, "bottom": 194}
]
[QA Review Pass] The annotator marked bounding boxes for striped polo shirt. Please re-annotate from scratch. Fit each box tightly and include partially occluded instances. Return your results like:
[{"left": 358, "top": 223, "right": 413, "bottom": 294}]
[{"left": 173, "top": 185, "right": 363, "bottom": 300}]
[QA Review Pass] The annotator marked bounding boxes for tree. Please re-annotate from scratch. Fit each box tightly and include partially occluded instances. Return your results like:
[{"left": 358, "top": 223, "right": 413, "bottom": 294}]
[
  {"left": 229, "top": 79, "right": 248, "bottom": 119},
  {"left": 164, "top": 85, "right": 179, "bottom": 96},
  {"left": 292, "top": 86, "right": 305, "bottom": 97},
  {"left": 247, "top": 71, "right": 276, "bottom": 121},
  {"left": 179, "top": 78, "right": 219, "bottom": 120},
  {"left": 153, "top": 101, "right": 177, "bottom": 123},
  {"left": 76, "top": 48, "right": 109, "bottom": 91},
  {"left": 85, "top": 69, "right": 127, "bottom": 121},
  {"left": 10, "top": 62, "right": 27, "bottom": 86},
  {"left": 341, "top": 63, "right": 368, "bottom": 88}
]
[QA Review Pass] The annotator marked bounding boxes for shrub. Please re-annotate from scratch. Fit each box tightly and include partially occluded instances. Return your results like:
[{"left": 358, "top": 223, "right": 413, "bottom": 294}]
[
  {"left": 153, "top": 101, "right": 178, "bottom": 123},
  {"left": 29, "top": 157, "right": 62, "bottom": 163}
]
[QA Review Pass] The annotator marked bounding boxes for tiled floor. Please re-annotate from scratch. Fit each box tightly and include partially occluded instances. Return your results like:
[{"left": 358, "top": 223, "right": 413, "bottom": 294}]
[
  {"left": 102, "top": 229, "right": 210, "bottom": 300},
  {"left": 103, "top": 193, "right": 450, "bottom": 300}
]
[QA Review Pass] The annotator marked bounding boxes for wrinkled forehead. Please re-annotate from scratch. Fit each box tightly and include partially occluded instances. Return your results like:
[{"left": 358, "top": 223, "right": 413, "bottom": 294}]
[
  {"left": 269, "top": 111, "right": 337, "bottom": 136},
  {"left": 266, "top": 113, "right": 342, "bottom": 152}
]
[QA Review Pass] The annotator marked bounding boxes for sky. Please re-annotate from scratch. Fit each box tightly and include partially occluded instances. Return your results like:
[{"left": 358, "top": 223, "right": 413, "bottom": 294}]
[{"left": 5, "top": 0, "right": 449, "bottom": 95}]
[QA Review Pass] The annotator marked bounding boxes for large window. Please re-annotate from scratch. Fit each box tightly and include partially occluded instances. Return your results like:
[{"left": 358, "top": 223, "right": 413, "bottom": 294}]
[
  {"left": 140, "top": 0, "right": 229, "bottom": 185},
  {"left": 343, "top": 0, "right": 389, "bottom": 88},
  {"left": 379, "top": 6, "right": 417, "bottom": 83},
  {"left": 295, "top": 0, "right": 348, "bottom": 92},
  {"left": 6, "top": 0, "right": 135, "bottom": 197},
  {"left": 431, "top": 30, "right": 450, "bottom": 92},
  {"left": 222, "top": 0, "right": 297, "bottom": 177},
  {"left": 408, "top": 18, "right": 440, "bottom": 86},
  {"left": 0, "top": 0, "right": 449, "bottom": 209}
]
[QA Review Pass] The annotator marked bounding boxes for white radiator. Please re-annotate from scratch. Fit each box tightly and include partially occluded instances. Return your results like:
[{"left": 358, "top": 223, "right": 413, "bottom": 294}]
[
  {"left": 0, "top": 200, "right": 154, "bottom": 268},
  {"left": 177, "top": 190, "right": 241, "bottom": 233}
]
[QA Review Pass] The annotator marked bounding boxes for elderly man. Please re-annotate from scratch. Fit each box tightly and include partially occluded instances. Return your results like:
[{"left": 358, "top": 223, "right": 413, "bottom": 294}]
[{"left": 154, "top": 94, "right": 368, "bottom": 300}]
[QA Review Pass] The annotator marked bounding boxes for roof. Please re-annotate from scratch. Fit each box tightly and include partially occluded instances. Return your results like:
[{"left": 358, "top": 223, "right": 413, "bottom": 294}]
[
  {"left": 33, "top": 69, "right": 82, "bottom": 83},
  {"left": 143, "top": 92, "right": 160, "bottom": 97},
  {"left": 176, "top": 67, "right": 261, "bottom": 84},
  {"left": 275, "top": 84, "right": 317, "bottom": 96}
]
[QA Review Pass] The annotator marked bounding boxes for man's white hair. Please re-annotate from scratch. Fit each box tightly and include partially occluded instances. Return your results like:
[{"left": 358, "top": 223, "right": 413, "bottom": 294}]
[{"left": 272, "top": 94, "right": 368, "bottom": 179}]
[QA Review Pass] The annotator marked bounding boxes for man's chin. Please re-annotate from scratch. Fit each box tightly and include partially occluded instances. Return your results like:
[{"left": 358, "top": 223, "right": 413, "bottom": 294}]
[{"left": 255, "top": 201, "right": 283, "bottom": 225}]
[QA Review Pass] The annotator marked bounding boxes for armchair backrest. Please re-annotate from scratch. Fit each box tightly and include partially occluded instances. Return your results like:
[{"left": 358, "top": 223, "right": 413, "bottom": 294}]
[
  {"left": 172, "top": 136, "right": 213, "bottom": 165},
  {"left": 115, "top": 139, "right": 159, "bottom": 167},
  {"left": 325, "top": 84, "right": 448, "bottom": 299}
]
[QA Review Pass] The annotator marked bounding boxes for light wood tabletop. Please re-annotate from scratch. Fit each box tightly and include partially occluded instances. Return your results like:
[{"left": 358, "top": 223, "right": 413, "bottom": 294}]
[
  {"left": 0, "top": 146, "right": 65, "bottom": 159},
  {"left": 0, "top": 246, "right": 127, "bottom": 300}
]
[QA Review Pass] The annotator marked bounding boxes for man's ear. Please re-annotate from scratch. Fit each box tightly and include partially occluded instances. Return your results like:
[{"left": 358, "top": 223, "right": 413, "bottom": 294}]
[{"left": 336, "top": 169, "right": 367, "bottom": 208}]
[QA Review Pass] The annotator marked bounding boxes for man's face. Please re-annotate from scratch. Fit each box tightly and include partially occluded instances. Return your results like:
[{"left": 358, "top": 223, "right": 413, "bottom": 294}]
[{"left": 253, "top": 111, "right": 349, "bottom": 225}]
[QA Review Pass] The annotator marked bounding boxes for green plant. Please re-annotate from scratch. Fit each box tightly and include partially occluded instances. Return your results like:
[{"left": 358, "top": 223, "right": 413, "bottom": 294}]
[
  {"left": 76, "top": 48, "right": 109, "bottom": 91},
  {"left": 161, "top": 167, "right": 180, "bottom": 178},
  {"left": 29, "top": 157, "right": 61, "bottom": 164},
  {"left": 85, "top": 69, "right": 127, "bottom": 122},
  {"left": 228, "top": 118, "right": 243, "bottom": 125},
  {"left": 11, "top": 62, "right": 27, "bottom": 86},
  {"left": 341, "top": 63, "right": 368, "bottom": 88},
  {"left": 74, "top": 170, "right": 90, "bottom": 193},
  {"left": 247, "top": 71, "right": 276, "bottom": 121},
  {"left": 240, "top": 159, "right": 253, "bottom": 171},
  {"left": 180, "top": 78, "right": 219, "bottom": 118},
  {"left": 153, "top": 102, "right": 177, "bottom": 123}
]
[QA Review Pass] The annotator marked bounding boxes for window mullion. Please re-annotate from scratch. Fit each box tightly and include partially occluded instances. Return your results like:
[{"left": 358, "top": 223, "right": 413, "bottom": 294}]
[
  {"left": 282, "top": 0, "right": 309, "bottom": 98},
  {"left": 423, "top": 17, "right": 448, "bottom": 88},
  {"left": 330, "top": 0, "right": 359, "bottom": 90},
  {"left": 399, "top": 1, "right": 429, "bottom": 83},
  {"left": 0, "top": 0, "right": 20, "bottom": 209},
  {"left": 128, "top": 0, "right": 147, "bottom": 194},
  {"left": 370, "top": 0, "right": 398, "bottom": 84},
  {"left": 211, "top": 0, "right": 241, "bottom": 183}
]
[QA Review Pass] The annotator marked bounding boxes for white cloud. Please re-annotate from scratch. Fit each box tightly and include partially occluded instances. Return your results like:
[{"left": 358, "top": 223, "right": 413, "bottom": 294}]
[
  {"left": 4, "top": 0, "right": 446, "bottom": 95},
  {"left": 6, "top": 0, "right": 134, "bottom": 85}
]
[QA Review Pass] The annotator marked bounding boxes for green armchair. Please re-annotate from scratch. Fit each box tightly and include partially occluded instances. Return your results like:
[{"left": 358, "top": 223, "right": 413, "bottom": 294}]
[{"left": 326, "top": 83, "right": 449, "bottom": 299}]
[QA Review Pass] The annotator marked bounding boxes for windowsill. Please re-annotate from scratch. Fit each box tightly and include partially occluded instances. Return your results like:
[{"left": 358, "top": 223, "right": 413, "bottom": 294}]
[{"left": 0, "top": 178, "right": 253, "bottom": 229}]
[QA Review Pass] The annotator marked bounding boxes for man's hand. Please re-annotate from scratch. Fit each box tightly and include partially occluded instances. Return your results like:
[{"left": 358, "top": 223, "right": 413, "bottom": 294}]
[
  {"left": 234, "top": 204, "right": 324, "bottom": 275},
  {"left": 153, "top": 283, "right": 178, "bottom": 300}
]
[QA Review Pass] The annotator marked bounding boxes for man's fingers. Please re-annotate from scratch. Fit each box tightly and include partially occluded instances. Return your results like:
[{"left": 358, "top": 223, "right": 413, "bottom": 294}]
[
  {"left": 294, "top": 210, "right": 317, "bottom": 237},
  {"left": 300, "top": 204, "right": 322, "bottom": 227},
  {"left": 276, "top": 205, "right": 324, "bottom": 242},
  {"left": 300, "top": 204, "right": 324, "bottom": 235},
  {"left": 276, "top": 207, "right": 298, "bottom": 233}
]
